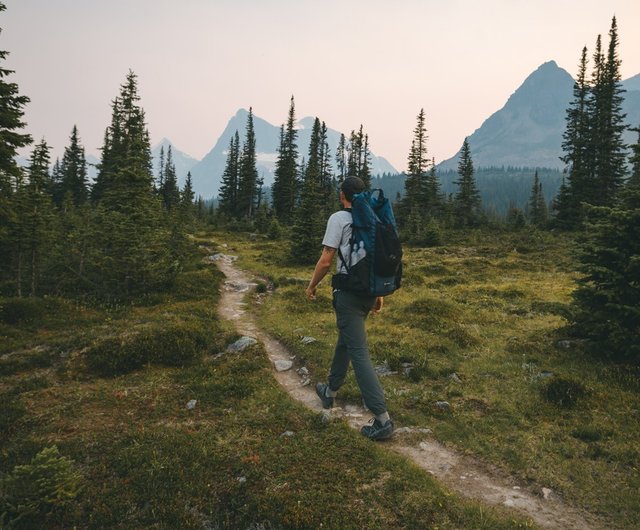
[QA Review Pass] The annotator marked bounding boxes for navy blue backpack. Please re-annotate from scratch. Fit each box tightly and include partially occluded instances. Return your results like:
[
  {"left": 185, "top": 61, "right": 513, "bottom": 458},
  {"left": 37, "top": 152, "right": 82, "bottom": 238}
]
[{"left": 333, "top": 188, "right": 403, "bottom": 296}]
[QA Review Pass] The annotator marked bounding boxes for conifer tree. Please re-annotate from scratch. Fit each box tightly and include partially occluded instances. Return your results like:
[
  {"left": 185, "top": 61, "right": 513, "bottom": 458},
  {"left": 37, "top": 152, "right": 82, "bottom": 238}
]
[
  {"left": 528, "top": 170, "right": 548, "bottom": 226},
  {"left": 15, "top": 140, "right": 56, "bottom": 296},
  {"left": 236, "top": 108, "right": 260, "bottom": 219},
  {"left": 272, "top": 96, "right": 299, "bottom": 223},
  {"left": 0, "top": 1, "right": 32, "bottom": 279},
  {"left": 59, "top": 125, "right": 88, "bottom": 206},
  {"left": 402, "top": 109, "right": 430, "bottom": 218},
  {"left": 335, "top": 133, "right": 348, "bottom": 183},
  {"left": 161, "top": 145, "right": 180, "bottom": 209},
  {"left": 346, "top": 125, "right": 372, "bottom": 188},
  {"left": 290, "top": 118, "right": 326, "bottom": 264},
  {"left": 453, "top": 138, "right": 481, "bottom": 226},
  {"left": 627, "top": 127, "right": 640, "bottom": 190},
  {"left": 89, "top": 71, "right": 173, "bottom": 298},
  {"left": 218, "top": 131, "right": 240, "bottom": 217},
  {"left": 182, "top": 171, "right": 195, "bottom": 209},
  {"left": 424, "top": 158, "right": 443, "bottom": 218},
  {"left": 156, "top": 145, "right": 165, "bottom": 194},
  {"left": 556, "top": 47, "right": 590, "bottom": 228}
]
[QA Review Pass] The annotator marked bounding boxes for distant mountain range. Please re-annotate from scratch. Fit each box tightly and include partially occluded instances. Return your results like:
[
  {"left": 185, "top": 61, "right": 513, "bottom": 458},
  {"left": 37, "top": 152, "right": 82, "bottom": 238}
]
[
  {"left": 186, "top": 110, "right": 397, "bottom": 199},
  {"left": 16, "top": 62, "right": 640, "bottom": 200},
  {"left": 438, "top": 61, "right": 640, "bottom": 171}
]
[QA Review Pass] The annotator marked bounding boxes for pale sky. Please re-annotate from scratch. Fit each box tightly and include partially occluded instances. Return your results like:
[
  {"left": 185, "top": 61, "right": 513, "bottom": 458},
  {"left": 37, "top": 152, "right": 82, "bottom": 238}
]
[{"left": 3, "top": 0, "right": 640, "bottom": 170}]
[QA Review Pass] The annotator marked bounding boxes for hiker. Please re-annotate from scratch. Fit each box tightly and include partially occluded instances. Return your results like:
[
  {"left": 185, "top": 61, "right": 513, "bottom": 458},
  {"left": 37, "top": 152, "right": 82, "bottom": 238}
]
[{"left": 305, "top": 176, "right": 394, "bottom": 441}]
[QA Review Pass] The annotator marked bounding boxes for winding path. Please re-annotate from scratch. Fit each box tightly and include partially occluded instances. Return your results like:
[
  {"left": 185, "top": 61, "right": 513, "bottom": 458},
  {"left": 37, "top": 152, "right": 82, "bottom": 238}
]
[{"left": 214, "top": 253, "right": 600, "bottom": 530}]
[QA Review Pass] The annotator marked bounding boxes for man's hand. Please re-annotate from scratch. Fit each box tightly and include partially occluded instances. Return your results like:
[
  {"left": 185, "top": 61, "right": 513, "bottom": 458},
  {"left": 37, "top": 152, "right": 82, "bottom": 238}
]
[
  {"left": 305, "top": 285, "right": 317, "bottom": 300},
  {"left": 372, "top": 296, "right": 384, "bottom": 315}
]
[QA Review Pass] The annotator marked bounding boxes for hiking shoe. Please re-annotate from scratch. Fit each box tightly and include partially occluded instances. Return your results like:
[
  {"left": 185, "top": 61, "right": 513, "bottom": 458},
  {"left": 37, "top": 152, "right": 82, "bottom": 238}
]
[
  {"left": 361, "top": 418, "right": 394, "bottom": 441},
  {"left": 315, "top": 382, "right": 334, "bottom": 409}
]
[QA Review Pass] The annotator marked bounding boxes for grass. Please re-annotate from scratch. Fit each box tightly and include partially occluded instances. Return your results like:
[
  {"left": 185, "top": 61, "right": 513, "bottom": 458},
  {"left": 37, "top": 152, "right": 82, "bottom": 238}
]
[
  {"left": 221, "top": 227, "right": 640, "bottom": 530},
  {"left": 0, "top": 231, "right": 530, "bottom": 529}
]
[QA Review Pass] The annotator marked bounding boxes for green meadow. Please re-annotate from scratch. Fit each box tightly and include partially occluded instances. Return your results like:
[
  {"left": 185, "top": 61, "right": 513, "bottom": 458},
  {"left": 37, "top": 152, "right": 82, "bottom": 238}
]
[
  {"left": 1, "top": 236, "right": 533, "bottom": 529},
  {"left": 226, "top": 228, "right": 640, "bottom": 529}
]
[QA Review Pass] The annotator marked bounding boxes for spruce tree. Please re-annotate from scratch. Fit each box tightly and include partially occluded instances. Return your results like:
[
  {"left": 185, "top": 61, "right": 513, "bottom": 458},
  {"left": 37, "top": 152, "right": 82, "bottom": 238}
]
[
  {"left": 453, "top": 138, "right": 481, "bottom": 226},
  {"left": 556, "top": 47, "right": 590, "bottom": 228},
  {"left": 528, "top": 170, "right": 548, "bottom": 226},
  {"left": 218, "top": 132, "right": 240, "bottom": 217},
  {"left": 272, "top": 96, "right": 299, "bottom": 223},
  {"left": 161, "top": 145, "right": 180, "bottom": 210},
  {"left": 0, "top": 1, "right": 32, "bottom": 281},
  {"left": 335, "top": 133, "right": 347, "bottom": 183},
  {"left": 290, "top": 118, "right": 326, "bottom": 264},
  {"left": 18, "top": 140, "right": 56, "bottom": 296},
  {"left": 402, "top": 109, "right": 430, "bottom": 219},
  {"left": 236, "top": 108, "right": 260, "bottom": 219},
  {"left": 89, "top": 71, "right": 173, "bottom": 299},
  {"left": 593, "top": 16, "right": 627, "bottom": 205},
  {"left": 156, "top": 145, "right": 165, "bottom": 194},
  {"left": 347, "top": 125, "right": 372, "bottom": 187},
  {"left": 59, "top": 125, "right": 88, "bottom": 206}
]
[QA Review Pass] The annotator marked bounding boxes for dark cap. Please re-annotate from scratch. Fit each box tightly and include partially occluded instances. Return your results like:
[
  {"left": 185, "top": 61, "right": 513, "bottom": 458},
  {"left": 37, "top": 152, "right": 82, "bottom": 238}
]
[{"left": 340, "top": 176, "right": 365, "bottom": 201}]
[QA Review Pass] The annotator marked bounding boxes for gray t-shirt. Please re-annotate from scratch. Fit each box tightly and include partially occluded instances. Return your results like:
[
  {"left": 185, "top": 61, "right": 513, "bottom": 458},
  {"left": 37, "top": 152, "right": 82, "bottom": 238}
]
[{"left": 321, "top": 210, "right": 352, "bottom": 274}]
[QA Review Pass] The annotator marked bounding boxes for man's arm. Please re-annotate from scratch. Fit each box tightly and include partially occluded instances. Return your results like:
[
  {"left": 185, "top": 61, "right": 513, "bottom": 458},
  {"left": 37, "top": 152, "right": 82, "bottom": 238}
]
[{"left": 305, "top": 246, "right": 336, "bottom": 300}]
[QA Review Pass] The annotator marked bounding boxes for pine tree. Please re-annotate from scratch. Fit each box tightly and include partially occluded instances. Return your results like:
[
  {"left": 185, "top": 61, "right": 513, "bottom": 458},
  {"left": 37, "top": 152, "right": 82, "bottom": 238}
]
[
  {"left": 89, "top": 71, "right": 173, "bottom": 299},
  {"left": 402, "top": 109, "right": 430, "bottom": 220},
  {"left": 0, "top": 1, "right": 32, "bottom": 279},
  {"left": 593, "top": 16, "right": 627, "bottom": 205},
  {"left": 335, "top": 133, "right": 348, "bottom": 183},
  {"left": 16, "top": 140, "right": 56, "bottom": 296},
  {"left": 272, "top": 96, "right": 299, "bottom": 223},
  {"left": 556, "top": 47, "right": 590, "bottom": 228},
  {"left": 290, "top": 118, "right": 326, "bottom": 264},
  {"left": 59, "top": 125, "right": 88, "bottom": 207},
  {"left": 571, "top": 195, "right": 640, "bottom": 361},
  {"left": 528, "top": 170, "right": 548, "bottom": 226},
  {"left": 347, "top": 125, "right": 372, "bottom": 187},
  {"left": 218, "top": 132, "right": 240, "bottom": 217},
  {"left": 161, "top": 145, "right": 180, "bottom": 209},
  {"left": 453, "top": 138, "right": 481, "bottom": 226},
  {"left": 236, "top": 108, "right": 260, "bottom": 219},
  {"left": 156, "top": 145, "right": 165, "bottom": 194}
]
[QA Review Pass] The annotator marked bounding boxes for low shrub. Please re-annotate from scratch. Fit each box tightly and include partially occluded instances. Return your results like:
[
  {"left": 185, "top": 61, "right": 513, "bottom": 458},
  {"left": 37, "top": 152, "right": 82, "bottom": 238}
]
[
  {"left": 86, "top": 320, "right": 213, "bottom": 377},
  {"left": 0, "top": 298, "right": 46, "bottom": 325},
  {"left": 0, "top": 446, "right": 83, "bottom": 529},
  {"left": 541, "top": 377, "right": 586, "bottom": 408}
]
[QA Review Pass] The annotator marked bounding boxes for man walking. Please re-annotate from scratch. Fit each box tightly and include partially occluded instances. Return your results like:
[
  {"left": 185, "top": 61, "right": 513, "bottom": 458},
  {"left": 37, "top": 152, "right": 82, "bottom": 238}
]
[{"left": 305, "top": 176, "right": 394, "bottom": 441}]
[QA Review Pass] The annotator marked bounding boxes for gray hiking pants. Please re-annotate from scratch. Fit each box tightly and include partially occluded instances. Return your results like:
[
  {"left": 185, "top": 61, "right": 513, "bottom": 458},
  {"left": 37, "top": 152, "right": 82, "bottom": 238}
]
[{"left": 328, "top": 290, "right": 387, "bottom": 416}]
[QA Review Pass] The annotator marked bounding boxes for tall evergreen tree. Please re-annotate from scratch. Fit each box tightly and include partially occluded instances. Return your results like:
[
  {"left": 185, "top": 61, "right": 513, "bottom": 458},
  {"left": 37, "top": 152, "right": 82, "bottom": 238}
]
[
  {"left": 0, "top": 1, "right": 32, "bottom": 278},
  {"left": 59, "top": 125, "right": 88, "bottom": 206},
  {"left": 272, "top": 96, "right": 299, "bottom": 223},
  {"left": 347, "top": 125, "right": 372, "bottom": 187},
  {"left": 156, "top": 145, "right": 165, "bottom": 194},
  {"left": 402, "top": 109, "right": 430, "bottom": 215},
  {"left": 89, "top": 71, "right": 173, "bottom": 298},
  {"left": 528, "top": 170, "right": 548, "bottom": 226},
  {"left": 161, "top": 145, "right": 180, "bottom": 210},
  {"left": 335, "top": 133, "right": 348, "bottom": 183},
  {"left": 15, "top": 140, "right": 55, "bottom": 296},
  {"left": 593, "top": 16, "right": 627, "bottom": 205},
  {"left": 453, "top": 138, "right": 481, "bottom": 226},
  {"left": 290, "top": 118, "right": 326, "bottom": 264},
  {"left": 218, "top": 131, "right": 240, "bottom": 217},
  {"left": 556, "top": 47, "right": 590, "bottom": 228},
  {"left": 236, "top": 108, "right": 260, "bottom": 219}
]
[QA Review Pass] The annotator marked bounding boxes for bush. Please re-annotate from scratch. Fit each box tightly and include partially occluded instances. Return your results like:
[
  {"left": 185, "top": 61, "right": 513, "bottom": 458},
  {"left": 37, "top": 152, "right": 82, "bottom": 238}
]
[
  {"left": 86, "top": 320, "right": 212, "bottom": 377},
  {"left": 0, "top": 298, "right": 46, "bottom": 325},
  {"left": 541, "top": 377, "right": 586, "bottom": 408},
  {"left": 0, "top": 446, "right": 83, "bottom": 529}
]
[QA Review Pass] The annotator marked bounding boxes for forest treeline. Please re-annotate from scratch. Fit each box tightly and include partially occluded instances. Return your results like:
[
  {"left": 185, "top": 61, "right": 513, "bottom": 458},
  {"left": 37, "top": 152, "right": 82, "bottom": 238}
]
[{"left": 0, "top": 5, "right": 637, "bottom": 360}]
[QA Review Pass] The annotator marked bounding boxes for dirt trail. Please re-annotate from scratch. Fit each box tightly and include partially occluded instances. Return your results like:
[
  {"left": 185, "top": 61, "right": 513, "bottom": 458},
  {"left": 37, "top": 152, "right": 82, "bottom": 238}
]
[{"left": 214, "top": 254, "right": 600, "bottom": 530}]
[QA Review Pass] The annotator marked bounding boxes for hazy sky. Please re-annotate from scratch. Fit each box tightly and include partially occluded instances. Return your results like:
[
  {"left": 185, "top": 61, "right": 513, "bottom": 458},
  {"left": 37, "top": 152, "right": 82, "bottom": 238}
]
[{"left": 3, "top": 0, "right": 640, "bottom": 170}]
